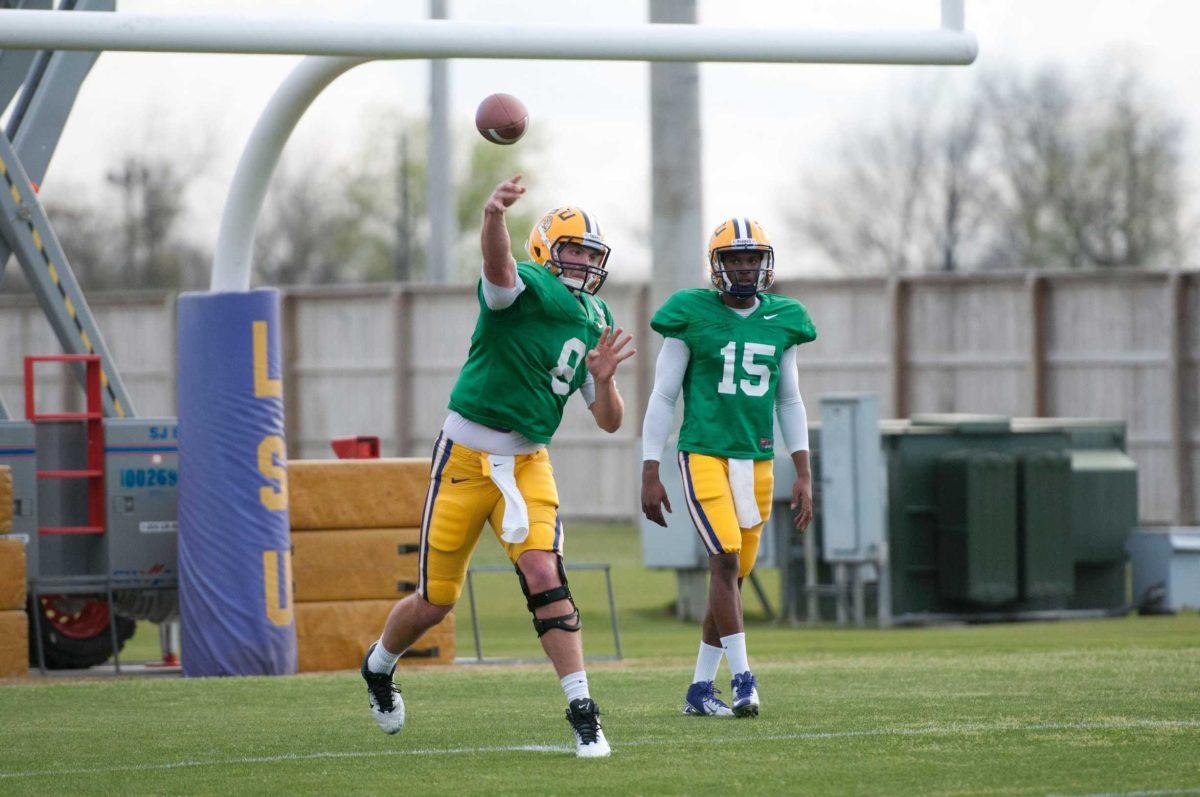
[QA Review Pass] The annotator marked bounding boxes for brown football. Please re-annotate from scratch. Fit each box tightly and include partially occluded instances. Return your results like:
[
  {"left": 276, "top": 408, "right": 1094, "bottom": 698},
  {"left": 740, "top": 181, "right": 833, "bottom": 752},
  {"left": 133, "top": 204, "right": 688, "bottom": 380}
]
[{"left": 475, "top": 93, "right": 528, "bottom": 145}]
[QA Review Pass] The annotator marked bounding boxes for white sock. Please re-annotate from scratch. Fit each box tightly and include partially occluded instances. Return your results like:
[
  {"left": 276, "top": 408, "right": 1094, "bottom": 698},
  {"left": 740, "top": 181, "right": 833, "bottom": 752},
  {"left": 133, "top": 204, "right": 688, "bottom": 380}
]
[
  {"left": 561, "top": 670, "right": 590, "bottom": 703},
  {"left": 720, "top": 632, "right": 750, "bottom": 676},
  {"left": 693, "top": 641, "right": 724, "bottom": 684},
  {"left": 367, "top": 639, "right": 401, "bottom": 674}
]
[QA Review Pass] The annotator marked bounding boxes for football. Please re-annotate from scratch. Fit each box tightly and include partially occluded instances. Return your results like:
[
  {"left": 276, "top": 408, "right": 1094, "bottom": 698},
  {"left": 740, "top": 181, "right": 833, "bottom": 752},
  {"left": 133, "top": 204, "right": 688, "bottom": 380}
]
[{"left": 475, "top": 93, "right": 529, "bottom": 145}]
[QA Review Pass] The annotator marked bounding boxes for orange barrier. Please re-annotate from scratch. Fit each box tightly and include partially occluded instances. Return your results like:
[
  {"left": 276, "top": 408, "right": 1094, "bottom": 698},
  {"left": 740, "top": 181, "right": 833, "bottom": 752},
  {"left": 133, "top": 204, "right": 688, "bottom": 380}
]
[
  {"left": 0, "top": 537, "right": 25, "bottom": 612},
  {"left": 295, "top": 599, "right": 454, "bottom": 672},
  {"left": 288, "top": 459, "right": 429, "bottom": 530},
  {"left": 291, "top": 528, "right": 420, "bottom": 602},
  {"left": 0, "top": 610, "right": 27, "bottom": 677},
  {"left": 0, "top": 465, "right": 12, "bottom": 533}
]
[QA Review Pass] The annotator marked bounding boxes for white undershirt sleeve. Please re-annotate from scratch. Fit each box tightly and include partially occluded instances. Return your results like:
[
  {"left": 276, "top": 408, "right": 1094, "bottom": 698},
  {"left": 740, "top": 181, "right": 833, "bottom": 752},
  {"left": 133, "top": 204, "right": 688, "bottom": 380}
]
[
  {"left": 480, "top": 265, "right": 526, "bottom": 310},
  {"left": 775, "top": 344, "right": 810, "bottom": 453},
  {"left": 642, "top": 337, "right": 691, "bottom": 461},
  {"left": 580, "top": 372, "right": 597, "bottom": 407}
]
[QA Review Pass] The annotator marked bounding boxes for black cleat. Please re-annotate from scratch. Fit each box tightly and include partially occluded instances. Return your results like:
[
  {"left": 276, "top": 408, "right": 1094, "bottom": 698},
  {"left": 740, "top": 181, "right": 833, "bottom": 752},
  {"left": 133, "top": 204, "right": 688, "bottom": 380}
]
[
  {"left": 565, "top": 698, "right": 611, "bottom": 758},
  {"left": 361, "top": 642, "right": 405, "bottom": 734}
]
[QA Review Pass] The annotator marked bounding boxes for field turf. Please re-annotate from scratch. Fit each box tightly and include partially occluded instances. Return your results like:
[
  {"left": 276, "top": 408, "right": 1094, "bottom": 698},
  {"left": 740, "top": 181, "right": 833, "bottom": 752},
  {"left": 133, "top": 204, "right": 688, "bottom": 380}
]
[{"left": 2, "top": 523, "right": 1197, "bottom": 796}]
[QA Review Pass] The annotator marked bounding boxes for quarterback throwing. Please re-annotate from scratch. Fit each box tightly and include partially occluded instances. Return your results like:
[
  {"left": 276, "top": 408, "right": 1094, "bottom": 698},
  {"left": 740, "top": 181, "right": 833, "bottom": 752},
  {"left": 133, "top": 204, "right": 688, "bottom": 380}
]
[{"left": 361, "top": 175, "right": 634, "bottom": 758}]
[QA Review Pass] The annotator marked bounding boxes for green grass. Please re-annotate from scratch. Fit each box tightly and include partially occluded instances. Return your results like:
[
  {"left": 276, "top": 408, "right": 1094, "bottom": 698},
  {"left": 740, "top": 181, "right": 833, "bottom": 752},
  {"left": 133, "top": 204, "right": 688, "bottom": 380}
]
[{"left": 5, "top": 523, "right": 1198, "bottom": 796}]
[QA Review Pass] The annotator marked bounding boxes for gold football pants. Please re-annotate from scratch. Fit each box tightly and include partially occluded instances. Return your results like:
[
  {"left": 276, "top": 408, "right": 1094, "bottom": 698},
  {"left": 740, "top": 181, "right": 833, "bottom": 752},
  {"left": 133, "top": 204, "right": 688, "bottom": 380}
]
[
  {"left": 677, "top": 450, "right": 773, "bottom": 579},
  {"left": 417, "top": 433, "right": 563, "bottom": 606}
]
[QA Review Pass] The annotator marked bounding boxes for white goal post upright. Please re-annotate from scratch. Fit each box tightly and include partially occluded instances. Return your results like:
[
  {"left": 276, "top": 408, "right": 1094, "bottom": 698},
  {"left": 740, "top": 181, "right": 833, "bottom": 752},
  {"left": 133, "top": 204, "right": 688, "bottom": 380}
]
[
  {"left": 212, "top": 56, "right": 365, "bottom": 293},
  {"left": 0, "top": 2, "right": 976, "bottom": 291}
]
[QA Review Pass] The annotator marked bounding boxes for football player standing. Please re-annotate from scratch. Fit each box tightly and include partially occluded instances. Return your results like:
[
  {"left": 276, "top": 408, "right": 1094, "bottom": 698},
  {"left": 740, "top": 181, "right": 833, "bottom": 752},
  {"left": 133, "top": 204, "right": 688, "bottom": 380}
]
[
  {"left": 641, "top": 218, "right": 816, "bottom": 718},
  {"left": 361, "top": 175, "right": 634, "bottom": 757}
]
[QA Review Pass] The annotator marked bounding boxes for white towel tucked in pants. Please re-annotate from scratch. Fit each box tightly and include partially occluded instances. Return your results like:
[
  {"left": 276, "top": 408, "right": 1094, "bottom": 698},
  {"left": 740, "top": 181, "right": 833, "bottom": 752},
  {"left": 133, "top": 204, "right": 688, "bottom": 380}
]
[
  {"left": 483, "top": 454, "right": 530, "bottom": 543},
  {"left": 727, "top": 458, "right": 762, "bottom": 528}
]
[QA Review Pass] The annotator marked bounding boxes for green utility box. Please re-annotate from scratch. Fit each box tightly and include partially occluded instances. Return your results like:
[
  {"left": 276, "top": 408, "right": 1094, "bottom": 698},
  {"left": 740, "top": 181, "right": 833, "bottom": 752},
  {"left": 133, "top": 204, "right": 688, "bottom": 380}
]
[
  {"left": 1068, "top": 450, "right": 1138, "bottom": 564},
  {"left": 883, "top": 415, "right": 1067, "bottom": 616},
  {"left": 1018, "top": 451, "right": 1073, "bottom": 607},
  {"left": 936, "top": 451, "right": 1019, "bottom": 606},
  {"left": 1011, "top": 418, "right": 1127, "bottom": 451},
  {"left": 1068, "top": 449, "right": 1136, "bottom": 611},
  {"left": 779, "top": 413, "right": 1137, "bottom": 623},
  {"left": 1014, "top": 418, "right": 1136, "bottom": 611},
  {"left": 1071, "top": 561, "right": 1130, "bottom": 611}
]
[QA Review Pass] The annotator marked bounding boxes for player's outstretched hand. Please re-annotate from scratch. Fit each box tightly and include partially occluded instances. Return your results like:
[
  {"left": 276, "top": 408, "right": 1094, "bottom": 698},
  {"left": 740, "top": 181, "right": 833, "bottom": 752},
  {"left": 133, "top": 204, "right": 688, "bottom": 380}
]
[
  {"left": 585, "top": 327, "right": 635, "bottom": 384},
  {"left": 484, "top": 173, "right": 525, "bottom": 215},
  {"left": 641, "top": 470, "right": 673, "bottom": 528},
  {"left": 790, "top": 475, "right": 813, "bottom": 532}
]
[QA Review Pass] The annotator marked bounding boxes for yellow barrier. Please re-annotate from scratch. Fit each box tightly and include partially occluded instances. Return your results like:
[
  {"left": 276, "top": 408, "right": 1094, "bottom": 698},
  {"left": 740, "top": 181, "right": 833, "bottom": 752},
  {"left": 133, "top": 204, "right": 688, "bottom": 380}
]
[
  {"left": 288, "top": 459, "right": 429, "bottom": 530},
  {"left": 291, "top": 528, "right": 421, "bottom": 602},
  {"left": 0, "top": 537, "right": 25, "bottom": 612},
  {"left": 0, "top": 609, "right": 27, "bottom": 677},
  {"left": 0, "top": 465, "right": 11, "bottom": 534},
  {"left": 296, "top": 599, "right": 454, "bottom": 672}
]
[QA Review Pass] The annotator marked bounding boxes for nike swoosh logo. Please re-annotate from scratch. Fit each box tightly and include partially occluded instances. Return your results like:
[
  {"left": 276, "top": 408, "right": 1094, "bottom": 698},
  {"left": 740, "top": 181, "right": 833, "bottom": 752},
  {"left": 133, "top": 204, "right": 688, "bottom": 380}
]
[
  {"left": 763, "top": 313, "right": 779, "bottom": 320},
  {"left": 450, "top": 477, "right": 469, "bottom": 484}
]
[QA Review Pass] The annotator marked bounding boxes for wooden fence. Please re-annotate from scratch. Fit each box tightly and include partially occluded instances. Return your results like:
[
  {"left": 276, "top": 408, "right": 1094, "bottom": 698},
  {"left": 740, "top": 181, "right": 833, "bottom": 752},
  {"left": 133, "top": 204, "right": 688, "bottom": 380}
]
[{"left": 1, "top": 270, "right": 1195, "bottom": 523}]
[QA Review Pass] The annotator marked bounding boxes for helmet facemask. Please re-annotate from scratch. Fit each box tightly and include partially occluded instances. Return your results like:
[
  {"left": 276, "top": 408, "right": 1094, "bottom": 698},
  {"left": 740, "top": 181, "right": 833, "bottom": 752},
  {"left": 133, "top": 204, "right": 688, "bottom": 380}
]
[
  {"left": 549, "top": 235, "right": 610, "bottom": 295},
  {"left": 710, "top": 246, "right": 774, "bottom": 298}
]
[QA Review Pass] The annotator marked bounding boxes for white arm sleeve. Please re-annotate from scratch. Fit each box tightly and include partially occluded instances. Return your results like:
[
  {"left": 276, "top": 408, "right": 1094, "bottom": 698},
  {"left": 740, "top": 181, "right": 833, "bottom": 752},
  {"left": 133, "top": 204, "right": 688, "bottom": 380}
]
[
  {"left": 580, "top": 372, "right": 596, "bottom": 407},
  {"left": 775, "top": 345, "right": 810, "bottom": 453},
  {"left": 480, "top": 266, "right": 526, "bottom": 310},
  {"left": 642, "top": 337, "right": 691, "bottom": 461}
]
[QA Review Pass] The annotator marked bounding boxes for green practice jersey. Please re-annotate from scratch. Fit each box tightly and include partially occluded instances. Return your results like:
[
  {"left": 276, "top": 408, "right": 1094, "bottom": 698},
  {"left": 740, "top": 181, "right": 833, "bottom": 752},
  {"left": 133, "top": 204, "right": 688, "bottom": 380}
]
[
  {"left": 651, "top": 289, "right": 816, "bottom": 460},
  {"left": 448, "top": 261, "right": 613, "bottom": 444}
]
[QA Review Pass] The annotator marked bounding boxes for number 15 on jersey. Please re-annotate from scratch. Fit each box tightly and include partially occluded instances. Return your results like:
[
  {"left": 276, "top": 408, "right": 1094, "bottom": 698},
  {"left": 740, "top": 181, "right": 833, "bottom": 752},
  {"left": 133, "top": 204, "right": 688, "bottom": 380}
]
[{"left": 717, "top": 341, "right": 776, "bottom": 397}]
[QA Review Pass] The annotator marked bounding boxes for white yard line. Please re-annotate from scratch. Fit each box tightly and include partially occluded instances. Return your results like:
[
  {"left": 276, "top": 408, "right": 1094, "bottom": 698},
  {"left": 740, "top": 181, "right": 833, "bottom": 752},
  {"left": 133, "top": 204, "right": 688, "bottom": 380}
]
[
  {"left": 1047, "top": 789, "right": 1200, "bottom": 797},
  {"left": 1, "top": 718, "right": 1197, "bottom": 780}
]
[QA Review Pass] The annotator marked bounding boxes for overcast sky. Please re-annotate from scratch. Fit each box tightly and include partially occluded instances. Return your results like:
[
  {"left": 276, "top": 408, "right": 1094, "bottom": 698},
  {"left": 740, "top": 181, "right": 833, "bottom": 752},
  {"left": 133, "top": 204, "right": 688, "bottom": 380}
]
[{"left": 21, "top": 0, "right": 1200, "bottom": 280}]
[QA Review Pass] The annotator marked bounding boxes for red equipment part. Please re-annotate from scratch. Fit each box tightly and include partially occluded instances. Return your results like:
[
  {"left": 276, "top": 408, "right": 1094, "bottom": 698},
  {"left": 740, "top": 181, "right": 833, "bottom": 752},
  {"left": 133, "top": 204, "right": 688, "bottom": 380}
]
[
  {"left": 24, "top": 355, "right": 106, "bottom": 536},
  {"left": 331, "top": 435, "right": 381, "bottom": 459},
  {"left": 38, "top": 595, "right": 111, "bottom": 640}
]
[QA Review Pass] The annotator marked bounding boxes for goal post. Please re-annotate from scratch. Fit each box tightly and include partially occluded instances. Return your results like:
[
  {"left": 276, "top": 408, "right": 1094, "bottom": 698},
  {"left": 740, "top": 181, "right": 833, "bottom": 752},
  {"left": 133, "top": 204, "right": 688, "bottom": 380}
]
[{"left": 0, "top": 11, "right": 976, "bottom": 64}]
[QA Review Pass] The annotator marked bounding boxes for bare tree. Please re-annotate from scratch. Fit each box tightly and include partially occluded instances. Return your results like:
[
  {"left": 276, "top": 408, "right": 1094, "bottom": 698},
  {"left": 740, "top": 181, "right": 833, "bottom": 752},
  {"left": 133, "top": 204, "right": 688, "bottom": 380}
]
[
  {"left": 799, "top": 110, "right": 927, "bottom": 275},
  {"left": 920, "top": 93, "right": 993, "bottom": 273},
  {"left": 106, "top": 153, "right": 209, "bottom": 289},
  {"left": 798, "top": 56, "right": 1190, "bottom": 274},
  {"left": 799, "top": 79, "right": 993, "bottom": 274},
  {"left": 34, "top": 112, "right": 543, "bottom": 291},
  {"left": 1065, "top": 57, "right": 1184, "bottom": 268},
  {"left": 39, "top": 149, "right": 210, "bottom": 293},
  {"left": 980, "top": 65, "right": 1078, "bottom": 269},
  {"left": 41, "top": 183, "right": 121, "bottom": 290},
  {"left": 253, "top": 162, "right": 352, "bottom": 286},
  {"left": 255, "top": 113, "right": 538, "bottom": 286}
]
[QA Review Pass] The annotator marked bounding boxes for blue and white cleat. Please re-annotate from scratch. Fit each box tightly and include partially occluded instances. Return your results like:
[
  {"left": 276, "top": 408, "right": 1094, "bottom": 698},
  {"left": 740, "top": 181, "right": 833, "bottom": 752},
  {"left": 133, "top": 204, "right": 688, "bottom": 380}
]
[
  {"left": 361, "top": 642, "right": 405, "bottom": 734},
  {"left": 731, "top": 671, "right": 760, "bottom": 718},
  {"left": 682, "top": 681, "right": 734, "bottom": 717}
]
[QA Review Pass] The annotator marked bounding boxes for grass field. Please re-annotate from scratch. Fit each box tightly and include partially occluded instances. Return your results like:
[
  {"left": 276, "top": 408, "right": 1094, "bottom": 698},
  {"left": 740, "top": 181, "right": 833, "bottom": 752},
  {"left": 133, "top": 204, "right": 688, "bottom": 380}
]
[{"left": 3, "top": 523, "right": 1198, "bottom": 796}]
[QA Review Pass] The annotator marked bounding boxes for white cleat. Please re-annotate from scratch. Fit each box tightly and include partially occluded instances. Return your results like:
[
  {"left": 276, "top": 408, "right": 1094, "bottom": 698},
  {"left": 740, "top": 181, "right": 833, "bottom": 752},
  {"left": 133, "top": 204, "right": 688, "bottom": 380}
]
[
  {"left": 566, "top": 698, "right": 611, "bottom": 758},
  {"left": 361, "top": 642, "right": 405, "bottom": 734}
]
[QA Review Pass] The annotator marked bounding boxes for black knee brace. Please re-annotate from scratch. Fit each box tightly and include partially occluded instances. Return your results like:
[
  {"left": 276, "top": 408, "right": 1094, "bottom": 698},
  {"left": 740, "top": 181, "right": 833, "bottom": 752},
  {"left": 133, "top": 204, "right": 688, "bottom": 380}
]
[{"left": 516, "top": 555, "right": 581, "bottom": 637}]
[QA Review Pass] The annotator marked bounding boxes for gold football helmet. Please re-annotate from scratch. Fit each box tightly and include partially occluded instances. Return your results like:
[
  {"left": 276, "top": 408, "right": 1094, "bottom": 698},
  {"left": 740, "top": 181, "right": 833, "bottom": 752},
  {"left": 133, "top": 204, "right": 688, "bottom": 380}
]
[
  {"left": 707, "top": 217, "right": 775, "bottom": 297},
  {"left": 527, "top": 206, "right": 611, "bottom": 295}
]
